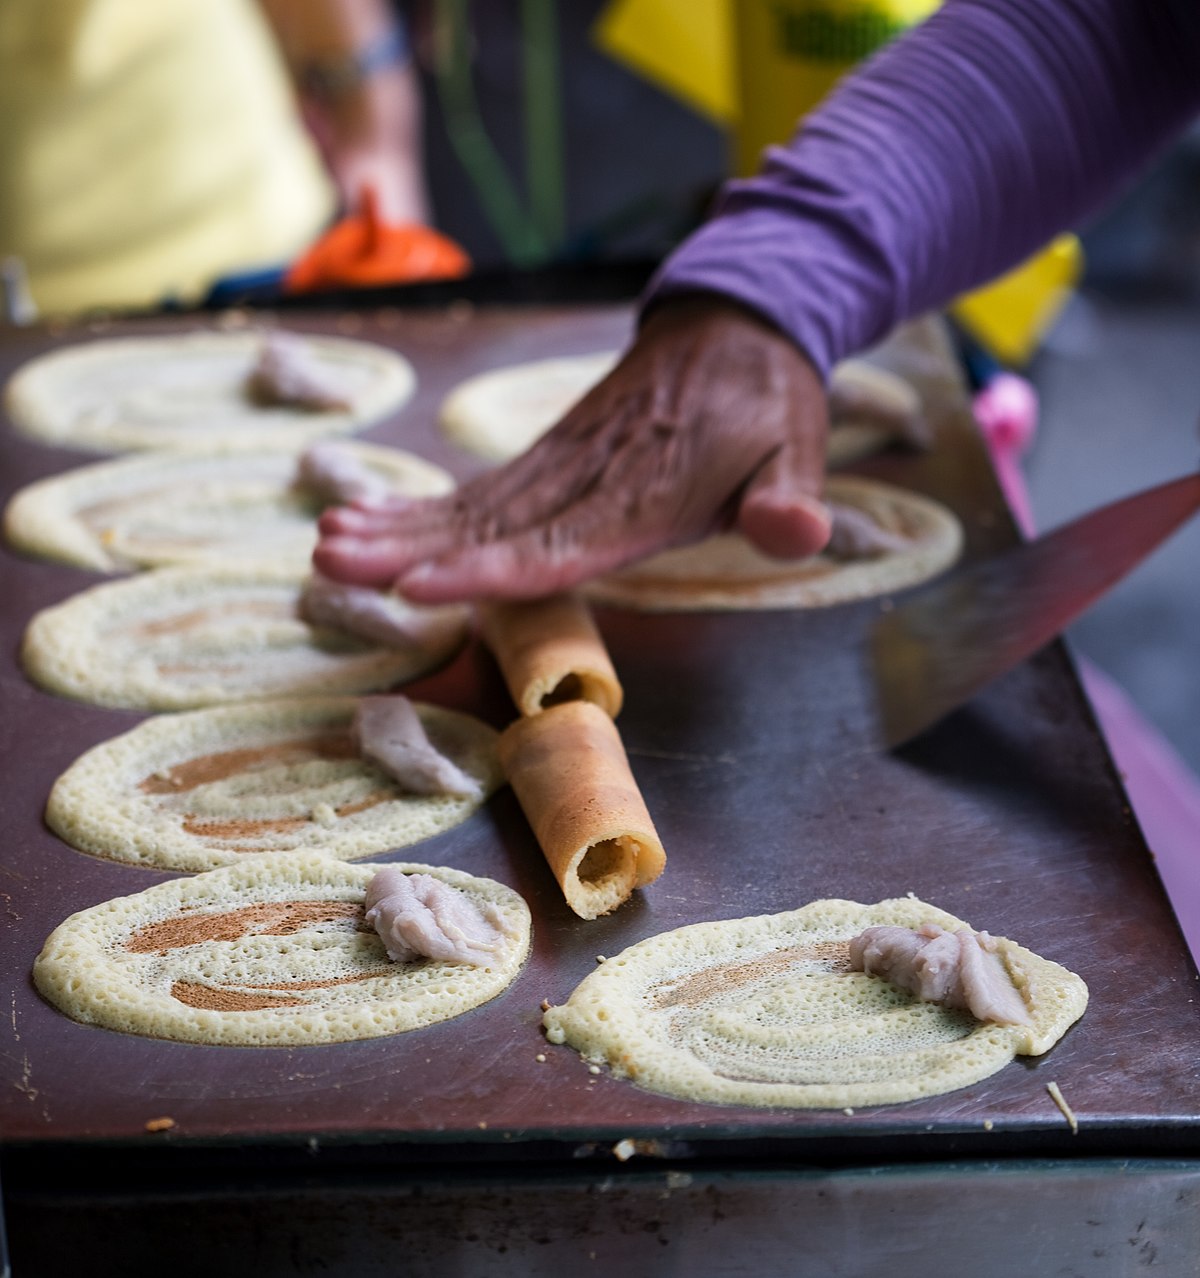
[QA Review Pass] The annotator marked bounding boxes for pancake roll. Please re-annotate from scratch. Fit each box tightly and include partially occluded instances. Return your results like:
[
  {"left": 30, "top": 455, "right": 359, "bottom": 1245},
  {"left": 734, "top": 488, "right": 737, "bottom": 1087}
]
[
  {"left": 478, "top": 593, "right": 623, "bottom": 718},
  {"left": 498, "top": 701, "right": 664, "bottom": 919}
]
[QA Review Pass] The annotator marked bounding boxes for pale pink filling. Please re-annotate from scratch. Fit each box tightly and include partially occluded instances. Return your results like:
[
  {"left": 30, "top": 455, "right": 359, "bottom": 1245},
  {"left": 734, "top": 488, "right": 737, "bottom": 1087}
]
[
  {"left": 353, "top": 695, "right": 481, "bottom": 799},
  {"left": 847, "top": 923, "right": 1030, "bottom": 1025},
  {"left": 296, "top": 442, "right": 393, "bottom": 507},
  {"left": 247, "top": 331, "right": 354, "bottom": 411},
  {"left": 824, "top": 504, "right": 912, "bottom": 560},
  {"left": 364, "top": 867, "right": 507, "bottom": 964},
  {"left": 299, "top": 573, "right": 458, "bottom": 651}
]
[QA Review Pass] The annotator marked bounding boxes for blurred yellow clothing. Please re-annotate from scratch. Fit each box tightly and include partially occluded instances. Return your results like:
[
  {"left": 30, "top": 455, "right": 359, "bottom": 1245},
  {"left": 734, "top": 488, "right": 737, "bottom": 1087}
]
[{"left": 0, "top": 0, "right": 336, "bottom": 314}]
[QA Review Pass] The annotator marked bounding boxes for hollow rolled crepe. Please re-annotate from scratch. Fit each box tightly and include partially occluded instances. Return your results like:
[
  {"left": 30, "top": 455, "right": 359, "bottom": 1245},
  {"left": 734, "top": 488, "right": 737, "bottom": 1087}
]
[
  {"left": 478, "top": 594, "right": 623, "bottom": 718},
  {"left": 498, "top": 701, "right": 664, "bottom": 919}
]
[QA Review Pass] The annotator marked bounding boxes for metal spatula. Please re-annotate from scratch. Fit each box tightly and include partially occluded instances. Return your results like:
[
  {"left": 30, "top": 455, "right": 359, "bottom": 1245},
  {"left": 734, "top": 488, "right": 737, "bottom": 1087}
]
[{"left": 872, "top": 469, "right": 1200, "bottom": 749}]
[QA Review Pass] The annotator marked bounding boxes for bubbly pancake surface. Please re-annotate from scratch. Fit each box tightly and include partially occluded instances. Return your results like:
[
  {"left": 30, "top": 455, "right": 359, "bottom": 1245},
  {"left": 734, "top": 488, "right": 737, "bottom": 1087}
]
[
  {"left": 3, "top": 443, "right": 452, "bottom": 573},
  {"left": 5, "top": 330, "right": 415, "bottom": 453},
  {"left": 21, "top": 566, "right": 467, "bottom": 710},
  {"left": 33, "top": 853, "right": 531, "bottom": 1046},
  {"left": 47, "top": 698, "right": 502, "bottom": 872},
  {"left": 584, "top": 476, "right": 962, "bottom": 611},
  {"left": 543, "top": 897, "right": 1087, "bottom": 1109}
]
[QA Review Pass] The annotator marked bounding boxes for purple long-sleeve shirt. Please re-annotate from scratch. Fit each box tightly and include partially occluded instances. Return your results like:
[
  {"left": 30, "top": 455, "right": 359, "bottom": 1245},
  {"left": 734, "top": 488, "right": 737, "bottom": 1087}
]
[{"left": 647, "top": 0, "right": 1200, "bottom": 376}]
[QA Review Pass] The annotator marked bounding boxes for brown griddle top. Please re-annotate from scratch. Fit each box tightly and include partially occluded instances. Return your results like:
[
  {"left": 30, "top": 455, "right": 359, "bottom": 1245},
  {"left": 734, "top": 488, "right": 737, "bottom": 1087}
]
[{"left": 1, "top": 307, "right": 1197, "bottom": 1166}]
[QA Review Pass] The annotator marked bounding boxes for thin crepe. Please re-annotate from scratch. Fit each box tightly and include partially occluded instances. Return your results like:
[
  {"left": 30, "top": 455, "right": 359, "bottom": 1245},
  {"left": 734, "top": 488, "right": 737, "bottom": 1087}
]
[
  {"left": 478, "top": 593, "right": 623, "bottom": 718},
  {"left": 498, "top": 701, "right": 664, "bottom": 919}
]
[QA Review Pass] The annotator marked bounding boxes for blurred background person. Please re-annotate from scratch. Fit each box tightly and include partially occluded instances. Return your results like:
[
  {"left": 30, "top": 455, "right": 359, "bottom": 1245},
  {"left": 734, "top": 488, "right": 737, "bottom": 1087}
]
[{"left": 0, "top": 0, "right": 426, "bottom": 315}]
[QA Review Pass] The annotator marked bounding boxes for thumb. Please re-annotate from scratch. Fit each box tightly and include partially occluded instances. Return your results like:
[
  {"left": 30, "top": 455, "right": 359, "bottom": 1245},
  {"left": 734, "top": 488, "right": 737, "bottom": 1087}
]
[{"left": 736, "top": 442, "right": 831, "bottom": 559}]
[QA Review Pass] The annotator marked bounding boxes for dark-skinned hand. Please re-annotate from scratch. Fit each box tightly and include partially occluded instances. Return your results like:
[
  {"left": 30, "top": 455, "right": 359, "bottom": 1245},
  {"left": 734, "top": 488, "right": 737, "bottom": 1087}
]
[{"left": 314, "top": 295, "right": 832, "bottom": 602}]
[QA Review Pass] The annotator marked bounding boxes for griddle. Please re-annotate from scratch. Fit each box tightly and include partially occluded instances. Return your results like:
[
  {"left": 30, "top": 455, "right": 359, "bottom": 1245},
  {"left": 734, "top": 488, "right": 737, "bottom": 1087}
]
[{"left": 2, "top": 306, "right": 1198, "bottom": 1277}]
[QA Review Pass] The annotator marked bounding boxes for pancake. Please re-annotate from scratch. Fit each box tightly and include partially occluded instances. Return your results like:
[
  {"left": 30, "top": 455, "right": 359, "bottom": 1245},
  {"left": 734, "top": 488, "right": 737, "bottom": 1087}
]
[
  {"left": 543, "top": 896, "right": 1087, "bottom": 1109},
  {"left": 3, "top": 443, "right": 452, "bottom": 574},
  {"left": 440, "top": 352, "right": 618, "bottom": 462},
  {"left": 46, "top": 697, "right": 501, "bottom": 872},
  {"left": 4, "top": 329, "right": 415, "bottom": 453},
  {"left": 478, "top": 594, "right": 623, "bottom": 718},
  {"left": 585, "top": 475, "right": 962, "bottom": 611},
  {"left": 33, "top": 853, "right": 530, "bottom": 1046},
  {"left": 439, "top": 351, "right": 923, "bottom": 467},
  {"left": 21, "top": 566, "right": 467, "bottom": 711},
  {"left": 498, "top": 701, "right": 665, "bottom": 919}
]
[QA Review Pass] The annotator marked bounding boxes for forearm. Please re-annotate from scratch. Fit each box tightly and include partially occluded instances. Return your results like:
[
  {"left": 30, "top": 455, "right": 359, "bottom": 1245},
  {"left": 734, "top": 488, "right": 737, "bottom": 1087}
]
[
  {"left": 647, "top": 0, "right": 1200, "bottom": 375},
  {"left": 257, "top": 0, "right": 427, "bottom": 220}
]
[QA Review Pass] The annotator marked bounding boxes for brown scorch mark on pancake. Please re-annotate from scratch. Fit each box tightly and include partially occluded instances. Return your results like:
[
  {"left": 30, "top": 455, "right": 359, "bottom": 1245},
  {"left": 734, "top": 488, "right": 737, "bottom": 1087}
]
[
  {"left": 170, "top": 967, "right": 392, "bottom": 1012},
  {"left": 125, "top": 900, "right": 365, "bottom": 953},
  {"left": 651, "top": 942, "right": 850, "bottom": 1009},
  {"left": 139, "top": 733, "right": 359, "bottom": 794},
  {"left": 180, "top": 791, "right": 393, "bottom": 843},
  {"left": 183, "top": 815, "right": 308, "bottom": 840}
]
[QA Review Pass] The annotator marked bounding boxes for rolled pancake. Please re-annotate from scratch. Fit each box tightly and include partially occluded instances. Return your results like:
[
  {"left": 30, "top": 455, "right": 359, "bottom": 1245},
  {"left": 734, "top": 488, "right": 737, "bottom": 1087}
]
[
  {"left": 4, "top": 330, "right": 415, "bottom": 453},
  {"left": 478, "top": 594, "right": 623, "bottom": 718},
  {"left": 439, "top": 351, "right": 923, "bottom": 467},
  {"left": 3, "top": 443, "right": 452, "bottom": 574},
  {"left": 33, "top": 852, "right": 530, "bottom": 1047},
  {"left": 21, "top": 566, "right": 467, "bottom": 711},
  {"left": 46, "top": 697, "right": 501, "bottom": 872},
  {"left": 584, "top": 475, "right": 962, "bottom": 612},
  {"left": 498, "top": 701, "right": 664, "bottom": 919},
  {"left": 544, "top": 896, "right": 1088, "bottom": 1109}
]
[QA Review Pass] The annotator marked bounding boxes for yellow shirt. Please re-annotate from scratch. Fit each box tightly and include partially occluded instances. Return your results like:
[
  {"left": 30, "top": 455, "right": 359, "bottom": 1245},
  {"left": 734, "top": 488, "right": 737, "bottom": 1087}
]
[{"left": 0, "top": 0, "right": 336, "bottom": 314}]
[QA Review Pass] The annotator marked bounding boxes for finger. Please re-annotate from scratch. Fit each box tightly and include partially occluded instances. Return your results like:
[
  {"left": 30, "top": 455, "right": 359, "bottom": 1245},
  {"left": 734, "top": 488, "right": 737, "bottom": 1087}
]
[
  {"left": 736, "top": 443, "right": 831, "bottom": 560},
  {"left": 317, "top": 491, "right": 458, "bottom": 537},
  {"left": 312, "top": 533, "right": 421, "bottom": 587},
  {"left": 394, "top": 488, "right": 683, "bottom": 604},
  {"left": 318, "top": 396, "right": 645, "bottom": 577}
]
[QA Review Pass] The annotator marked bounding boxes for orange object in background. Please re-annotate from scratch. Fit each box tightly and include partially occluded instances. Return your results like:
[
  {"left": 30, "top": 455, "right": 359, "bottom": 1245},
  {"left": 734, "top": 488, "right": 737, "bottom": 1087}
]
[{"left": 285, "top": 187, "right": 471, "bottom": 293}]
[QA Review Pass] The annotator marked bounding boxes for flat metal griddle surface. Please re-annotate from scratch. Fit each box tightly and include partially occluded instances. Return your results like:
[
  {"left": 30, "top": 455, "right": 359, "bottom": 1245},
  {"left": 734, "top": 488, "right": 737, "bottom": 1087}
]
[{"left": 2, "top": 307, "right": 1197, "bottom": 1168}]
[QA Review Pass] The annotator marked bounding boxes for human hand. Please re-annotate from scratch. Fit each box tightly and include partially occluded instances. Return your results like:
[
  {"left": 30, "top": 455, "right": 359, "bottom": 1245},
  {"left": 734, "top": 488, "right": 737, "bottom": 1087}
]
[
  {"left": 303, "top": 63, "right": 429, "bottom": 224},
  {"left": 314, "top": 296, "right": 833, "bottom": 602}
]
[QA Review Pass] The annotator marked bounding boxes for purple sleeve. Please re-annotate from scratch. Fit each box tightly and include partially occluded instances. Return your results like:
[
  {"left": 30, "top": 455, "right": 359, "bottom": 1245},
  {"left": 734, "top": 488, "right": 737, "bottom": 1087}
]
[{"left": 645, "top": 0, "right": 1200, "bottom": 376}]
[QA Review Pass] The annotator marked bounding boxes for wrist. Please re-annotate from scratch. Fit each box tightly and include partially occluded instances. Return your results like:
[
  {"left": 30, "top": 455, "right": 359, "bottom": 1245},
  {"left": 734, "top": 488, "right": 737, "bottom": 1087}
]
[
  {"left": 300, "top": 25, "right": 410, "bottom": 103},
  {"left": 640, "top": 292, "right": 823, "bottom": 381}
]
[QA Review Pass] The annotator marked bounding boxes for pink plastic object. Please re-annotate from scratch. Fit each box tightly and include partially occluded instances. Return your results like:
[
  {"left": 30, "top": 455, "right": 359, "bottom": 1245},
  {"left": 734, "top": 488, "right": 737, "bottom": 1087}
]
[{"left": 973, "top": 372, "right": 1039, "bottom": 537}]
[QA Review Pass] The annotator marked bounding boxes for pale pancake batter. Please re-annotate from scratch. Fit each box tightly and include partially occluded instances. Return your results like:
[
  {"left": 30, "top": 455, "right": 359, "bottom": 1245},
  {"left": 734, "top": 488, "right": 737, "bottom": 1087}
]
[
  {"left": 584, "top": 475, "right": 961, "bottom": 611},
  {"left": 47, "top": 697, "right": 501, "bottom": 872},
  {"left": 33, "top": 853, "right": 530, "bottom": 1046},
  {"left": 544, "top": 896, "right": 1087, "bottom": 1109},
  {"left": 21, "top": 566, "right": 467, "bottom": 711},
  {"left": 3, "top": 443, "right": 451, "bottom": 574},
  {"left": 5, "top": 330, "right": 414, "bottom": 453}
]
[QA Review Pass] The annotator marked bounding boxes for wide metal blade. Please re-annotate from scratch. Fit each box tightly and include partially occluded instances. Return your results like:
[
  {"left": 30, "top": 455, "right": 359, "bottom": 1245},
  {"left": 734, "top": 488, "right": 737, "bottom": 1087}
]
[{"left": 873, "top": 470, "right": 1200, "bottom": 749}]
